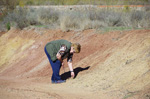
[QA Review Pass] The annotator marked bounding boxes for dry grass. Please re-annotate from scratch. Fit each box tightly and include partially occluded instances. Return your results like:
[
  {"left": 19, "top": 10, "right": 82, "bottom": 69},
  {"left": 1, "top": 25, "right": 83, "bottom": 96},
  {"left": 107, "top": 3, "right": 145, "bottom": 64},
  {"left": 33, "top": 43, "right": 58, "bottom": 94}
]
[
  {"left": 21, "top": 0, "right": 150, "bottom": 5},
  {"left": 2, "top": 6, "right": 150, "bottom": 31}
]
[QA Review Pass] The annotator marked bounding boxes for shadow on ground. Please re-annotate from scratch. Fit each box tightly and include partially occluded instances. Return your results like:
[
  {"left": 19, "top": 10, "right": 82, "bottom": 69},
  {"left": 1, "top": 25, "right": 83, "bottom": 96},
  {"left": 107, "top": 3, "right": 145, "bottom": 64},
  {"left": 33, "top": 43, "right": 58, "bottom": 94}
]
[{"left": 61, "top": 66, "right": 90, "bottom": 80}]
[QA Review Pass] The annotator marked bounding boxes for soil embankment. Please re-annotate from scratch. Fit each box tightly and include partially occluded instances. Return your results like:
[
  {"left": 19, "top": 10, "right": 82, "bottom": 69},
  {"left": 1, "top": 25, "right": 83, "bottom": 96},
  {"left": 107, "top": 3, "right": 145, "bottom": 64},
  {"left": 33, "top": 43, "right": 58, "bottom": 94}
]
[{"left": 0, "top": 28, "right": 150, "bottom": 99}]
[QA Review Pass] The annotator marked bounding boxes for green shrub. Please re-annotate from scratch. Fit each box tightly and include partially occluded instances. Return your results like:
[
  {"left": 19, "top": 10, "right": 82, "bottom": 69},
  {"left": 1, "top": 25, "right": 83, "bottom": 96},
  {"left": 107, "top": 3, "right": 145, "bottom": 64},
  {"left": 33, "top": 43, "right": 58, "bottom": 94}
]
[
  {"left": 26, "top": 0, "right": 34, "bottom": 5},
  {"left": 19, "top": 1, "right": 25, "bottom": 7},
  {"left": 6, "top": 22, "right": 11, "bottom": 30},
  {"left": 64, "top": 0, "right": 80, "bottom": 5},
  {"left": 124, "top": 5, "right": 130, "bottom": 12}
]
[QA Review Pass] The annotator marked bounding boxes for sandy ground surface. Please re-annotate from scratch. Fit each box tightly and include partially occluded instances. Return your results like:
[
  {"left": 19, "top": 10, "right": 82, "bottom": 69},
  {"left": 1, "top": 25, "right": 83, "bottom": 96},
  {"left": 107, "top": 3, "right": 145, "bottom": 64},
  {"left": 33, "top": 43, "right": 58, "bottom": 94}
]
[{"left": 0, "top": 28, "right": 150, "bottom": 99}]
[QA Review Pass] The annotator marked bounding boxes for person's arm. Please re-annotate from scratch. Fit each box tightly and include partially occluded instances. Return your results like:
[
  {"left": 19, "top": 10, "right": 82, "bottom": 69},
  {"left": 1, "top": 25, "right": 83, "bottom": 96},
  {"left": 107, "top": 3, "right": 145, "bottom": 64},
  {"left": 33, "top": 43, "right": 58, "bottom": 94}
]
[
  {"left": 67, "top": 53, "right": 74, "bottom": 78},
  {"left": 56, "top": 45, "right": 66, "bottom": 63},
  {"left": 67, "top": 61, "right": 75, "bottom": 78}
]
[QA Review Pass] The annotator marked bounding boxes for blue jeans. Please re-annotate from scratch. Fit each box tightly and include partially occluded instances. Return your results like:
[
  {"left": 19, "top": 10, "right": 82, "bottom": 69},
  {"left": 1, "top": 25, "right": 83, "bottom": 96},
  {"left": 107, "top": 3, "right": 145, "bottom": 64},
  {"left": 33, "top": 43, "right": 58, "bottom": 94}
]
[{"left": 44, "top": 47, "right": 62, "bottom": 81}]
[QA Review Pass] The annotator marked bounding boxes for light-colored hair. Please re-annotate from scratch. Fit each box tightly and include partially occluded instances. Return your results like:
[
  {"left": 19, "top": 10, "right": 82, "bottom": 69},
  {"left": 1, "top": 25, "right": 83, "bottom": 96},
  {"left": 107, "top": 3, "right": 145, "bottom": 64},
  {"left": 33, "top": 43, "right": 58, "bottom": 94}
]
[{"left": 71, "top": 43, "right": 81, "bottom": 53}]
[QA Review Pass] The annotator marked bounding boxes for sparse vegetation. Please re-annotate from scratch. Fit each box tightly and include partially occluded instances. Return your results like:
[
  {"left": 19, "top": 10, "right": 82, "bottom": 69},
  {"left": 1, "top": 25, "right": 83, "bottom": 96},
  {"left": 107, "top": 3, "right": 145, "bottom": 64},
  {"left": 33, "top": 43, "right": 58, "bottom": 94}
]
[
  {"left": 13, "top": 0, "right": 150, "bottom": 5},
  {"left": 6, "top": 22, "right": 10, "bottom": 30},
  {"left": 2, "top": 6, "right": 150, "bottom": 31},
  {"left": 1, "top": 0, "right": 150, "bottom": 31}
]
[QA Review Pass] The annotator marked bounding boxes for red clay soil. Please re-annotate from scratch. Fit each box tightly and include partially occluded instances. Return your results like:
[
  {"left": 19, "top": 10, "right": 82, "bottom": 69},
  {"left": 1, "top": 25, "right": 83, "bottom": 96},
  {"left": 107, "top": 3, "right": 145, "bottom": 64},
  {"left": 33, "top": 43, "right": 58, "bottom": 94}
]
[
  {"left": 0, "top": 28, "right": 150, "bottom": 99},
  {"left": 98, "top": 5, "right": 150, "bottom": 8}
]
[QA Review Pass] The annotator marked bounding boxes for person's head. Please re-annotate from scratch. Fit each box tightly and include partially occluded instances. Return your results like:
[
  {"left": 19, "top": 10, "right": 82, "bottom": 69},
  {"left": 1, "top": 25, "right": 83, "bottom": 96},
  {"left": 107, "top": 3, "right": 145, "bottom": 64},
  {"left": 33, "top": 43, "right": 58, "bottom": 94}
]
[{"left": 70, "top": 43, "right": 81, "bottom": 53}]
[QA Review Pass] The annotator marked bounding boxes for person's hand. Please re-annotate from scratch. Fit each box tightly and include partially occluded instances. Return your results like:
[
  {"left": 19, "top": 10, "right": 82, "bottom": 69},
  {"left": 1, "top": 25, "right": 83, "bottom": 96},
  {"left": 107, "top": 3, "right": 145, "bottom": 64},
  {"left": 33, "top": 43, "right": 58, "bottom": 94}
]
[{"left": 71, "top": 71, "right": 75, "bottom": 78}]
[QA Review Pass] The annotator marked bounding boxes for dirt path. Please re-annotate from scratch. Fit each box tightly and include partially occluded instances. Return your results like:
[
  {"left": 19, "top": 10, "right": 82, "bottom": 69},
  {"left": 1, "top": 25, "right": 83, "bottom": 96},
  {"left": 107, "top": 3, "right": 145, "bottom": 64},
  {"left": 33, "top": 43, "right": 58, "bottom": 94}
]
[{"left": 0, "top": 77, "right": 113, "bottom": 99}]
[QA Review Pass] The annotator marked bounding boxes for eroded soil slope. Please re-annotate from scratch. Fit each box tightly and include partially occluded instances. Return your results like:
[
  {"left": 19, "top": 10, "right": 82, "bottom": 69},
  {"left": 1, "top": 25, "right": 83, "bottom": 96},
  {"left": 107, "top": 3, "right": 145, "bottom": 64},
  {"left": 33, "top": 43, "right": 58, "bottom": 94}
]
[{"left": 0, "top": 29, "right": 150, "bottom": 99}]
